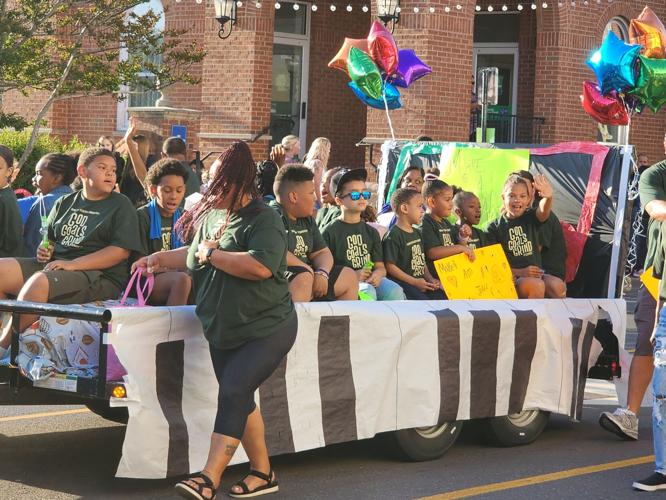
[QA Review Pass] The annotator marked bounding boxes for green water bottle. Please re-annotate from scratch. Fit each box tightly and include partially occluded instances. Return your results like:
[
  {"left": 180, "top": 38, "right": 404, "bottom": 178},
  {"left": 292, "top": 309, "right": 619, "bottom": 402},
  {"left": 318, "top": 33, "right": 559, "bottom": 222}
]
[{"left": 40, "top": 216, "right": 50, "bottom": 249}]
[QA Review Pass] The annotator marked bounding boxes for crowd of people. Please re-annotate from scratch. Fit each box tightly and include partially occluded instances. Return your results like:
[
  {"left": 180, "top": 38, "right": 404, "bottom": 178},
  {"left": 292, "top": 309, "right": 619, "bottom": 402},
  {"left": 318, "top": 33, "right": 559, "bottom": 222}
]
[{"left": 0, "top": 130, "right": 576, "bottom": 499}]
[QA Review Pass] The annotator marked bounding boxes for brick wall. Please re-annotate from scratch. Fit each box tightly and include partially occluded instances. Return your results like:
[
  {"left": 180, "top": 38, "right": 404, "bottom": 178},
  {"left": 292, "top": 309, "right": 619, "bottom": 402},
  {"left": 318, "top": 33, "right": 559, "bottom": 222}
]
[
  {"left": 532, "top": 1, "right": 666, "bottom": 161},
  {"left": 307, "top": 2, "right": 370, "bottom": 169},
  {"left": 4, "top": 1, "right": 666, "bottom": 166},
  {"left": 366, "top": 0, "right": 477, "bottom": 143}
]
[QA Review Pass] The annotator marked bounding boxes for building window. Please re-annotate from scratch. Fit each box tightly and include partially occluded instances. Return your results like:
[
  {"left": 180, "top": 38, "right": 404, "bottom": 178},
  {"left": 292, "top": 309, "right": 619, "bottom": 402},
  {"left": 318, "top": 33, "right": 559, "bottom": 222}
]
[{"left": 116, "top": 0, "right": 165, "bottom": 131}]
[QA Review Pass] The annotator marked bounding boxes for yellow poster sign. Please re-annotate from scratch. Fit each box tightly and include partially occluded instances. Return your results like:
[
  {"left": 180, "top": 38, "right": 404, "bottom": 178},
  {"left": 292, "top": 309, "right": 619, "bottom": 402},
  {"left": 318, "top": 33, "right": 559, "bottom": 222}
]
[
  {"left": 434, "top": 244, "right": 518, "bottom": 300},
  {"left": 640, "top": 266, "right": 660, "bottom": 301}
]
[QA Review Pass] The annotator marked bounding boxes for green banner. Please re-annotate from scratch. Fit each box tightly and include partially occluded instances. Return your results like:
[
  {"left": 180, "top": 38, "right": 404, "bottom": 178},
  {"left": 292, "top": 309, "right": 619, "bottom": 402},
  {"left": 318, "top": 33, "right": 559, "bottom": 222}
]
[
  {"left": 386, "top": 142, "right": 472, "bottom": 203},
  {"left": 440, "top": 147, "right": 531, "bottom": 228}
]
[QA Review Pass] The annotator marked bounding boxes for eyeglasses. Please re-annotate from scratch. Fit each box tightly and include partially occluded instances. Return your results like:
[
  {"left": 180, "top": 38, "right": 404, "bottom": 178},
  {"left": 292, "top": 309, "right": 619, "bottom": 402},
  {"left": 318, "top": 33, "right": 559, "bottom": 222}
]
[{"left": 340, "top": 190, "right": 371, "bottom": 201}]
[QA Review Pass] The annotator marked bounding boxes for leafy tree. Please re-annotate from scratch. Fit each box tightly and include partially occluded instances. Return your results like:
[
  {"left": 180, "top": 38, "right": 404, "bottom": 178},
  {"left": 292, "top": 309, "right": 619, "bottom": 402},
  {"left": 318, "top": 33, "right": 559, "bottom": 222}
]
[{"left": 0, "top": 0, "right": 205, "bottom": 168}]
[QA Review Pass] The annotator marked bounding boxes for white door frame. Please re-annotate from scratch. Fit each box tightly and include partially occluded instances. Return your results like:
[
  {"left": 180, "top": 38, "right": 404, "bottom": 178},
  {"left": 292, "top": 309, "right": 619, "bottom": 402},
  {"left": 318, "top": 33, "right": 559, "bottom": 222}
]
[
  {"left": 273, "top": 2, "right": 311, "bottom": 149},
  {"left": 472, "top": 43, "right": 519, "bottom": 117}
]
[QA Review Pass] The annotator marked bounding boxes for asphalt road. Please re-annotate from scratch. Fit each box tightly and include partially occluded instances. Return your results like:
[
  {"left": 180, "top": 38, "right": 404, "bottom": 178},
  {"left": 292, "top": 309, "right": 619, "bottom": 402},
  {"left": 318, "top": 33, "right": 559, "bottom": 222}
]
[
  {"left": 0, "top": 399, "right": 656, "bottom": 500},
  {"left": 0, "top": 282, "right": 654, "bottom": 499}
]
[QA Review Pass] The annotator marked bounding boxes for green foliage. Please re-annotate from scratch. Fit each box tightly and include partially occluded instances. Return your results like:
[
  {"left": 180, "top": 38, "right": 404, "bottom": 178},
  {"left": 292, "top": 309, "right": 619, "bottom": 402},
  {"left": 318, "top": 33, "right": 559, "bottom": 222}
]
[
  {"left": 0, "top": 112, "right": 28, "bottom": 130},
  {"left": 0, "top": 1, "right": 205, "bottom": 98},
  {"left": 0, "top": 128, "right": 89, "bottom": 191}
]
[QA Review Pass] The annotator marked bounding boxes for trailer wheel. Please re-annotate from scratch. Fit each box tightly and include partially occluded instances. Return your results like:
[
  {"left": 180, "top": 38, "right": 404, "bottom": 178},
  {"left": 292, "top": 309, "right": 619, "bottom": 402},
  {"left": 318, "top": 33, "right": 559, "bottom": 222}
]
[
  {"left": 85, "top": 401, "right": 128, "bottom": 424},
  {"left": 388, "top": 421, "right": 463, "bottom": 461},
  {"left": 481, "top": 409, "right": 549, "bottom": 447}
]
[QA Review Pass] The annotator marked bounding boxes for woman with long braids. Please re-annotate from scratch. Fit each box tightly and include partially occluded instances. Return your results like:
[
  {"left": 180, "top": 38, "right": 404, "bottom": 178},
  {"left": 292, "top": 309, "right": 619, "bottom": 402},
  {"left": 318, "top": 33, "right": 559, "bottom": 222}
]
[{"left": 132, "top": 141, "right": 297, "bottom": 500}]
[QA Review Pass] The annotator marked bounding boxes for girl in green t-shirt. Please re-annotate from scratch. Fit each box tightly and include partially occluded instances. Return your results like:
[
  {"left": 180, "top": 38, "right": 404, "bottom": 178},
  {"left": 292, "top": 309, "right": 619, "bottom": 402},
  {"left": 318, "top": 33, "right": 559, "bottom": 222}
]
[{"left": 133, "top": 141, "right": 296, "bottom": 500}]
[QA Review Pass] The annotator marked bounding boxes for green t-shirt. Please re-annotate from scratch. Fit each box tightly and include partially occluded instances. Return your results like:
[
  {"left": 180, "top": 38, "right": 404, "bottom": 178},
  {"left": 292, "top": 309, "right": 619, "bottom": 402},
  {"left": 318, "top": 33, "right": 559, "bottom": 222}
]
[
  {"left": 382, "top": 225, "right": 427, "bottom": 279},
  {"left": 458, "top": 224, "right": 487, "bottom": 251},
  {"left": 322, "top": 218, "right": 382, "bottom": 270},
  {"left": 420, "top": 213, "right": 457, "bottom": 276},
  {"left": 136, "top": 204, "right": 175, "bottom": 255},
  {"left": 316, "top": 205, "right": 342, "bottom": 231},
  {"left": 186, "top": 200, "right": 295, "bottom": 350},
  {"left": 538, "top": 212, "right": 566, "bottom": 280},
  {"left": 269, "top": 201, "right": 326, "bottom": 265},
  {"left": 486, "top": 211, "right": 543, "bottom": 269},
  {"left": 0, "top": 186, "right": 23, "bottom": 258},
  {"left": 420, "top": 213, "right": 457, "bottom": 251},
  {"left": 639, "top": 160, "right": 666, "bottom": 274},
  {"left": 47, "top": 191, "right": 141, "bottom": 288}
]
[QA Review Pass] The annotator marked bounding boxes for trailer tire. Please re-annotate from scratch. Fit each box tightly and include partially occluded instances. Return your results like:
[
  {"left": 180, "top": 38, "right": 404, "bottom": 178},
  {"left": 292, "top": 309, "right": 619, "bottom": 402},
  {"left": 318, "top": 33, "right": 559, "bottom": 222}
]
[
  {"left": 481, "top": 409, "right": 549, "bottom": 447},
  {"left": 388, "top": 421, "right": 463, "bottom": 461},
  {"left": 85, "top": 401, "right": 128, "bottom": 424}
]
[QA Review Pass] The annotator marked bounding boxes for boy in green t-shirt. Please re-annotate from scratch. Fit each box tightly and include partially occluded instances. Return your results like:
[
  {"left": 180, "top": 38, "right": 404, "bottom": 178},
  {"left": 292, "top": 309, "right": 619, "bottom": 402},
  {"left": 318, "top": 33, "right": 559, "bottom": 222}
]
[
  {"left": 383, "top": 188, "right": 444, "bottom": 300},
  {"left": 272, "top": 165, "right": 358, "bottom": 302},
  {"left": 0, "top": 147, "right": 142, "bottom": 357},
  {"left": 453, "top": 188, "right": 487, "bottom": 250},
  {"left": 420, "top": 179, "right": 475, "bottom": 279},
  {"left": 322, "top": 168, "right": 405, "bottom": 301},
  {"left": 136, "top": 158, "right": 192, "bottom": 305},
  {"left": 0, "top": 145, "right": 23, "bottom": 258}
]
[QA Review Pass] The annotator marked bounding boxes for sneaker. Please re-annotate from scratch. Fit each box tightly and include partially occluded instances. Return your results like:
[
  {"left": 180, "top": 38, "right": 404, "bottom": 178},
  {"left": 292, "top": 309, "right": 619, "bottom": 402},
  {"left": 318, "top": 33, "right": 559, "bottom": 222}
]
[
  {"left": 633, "top": 472, "right": 666, "bottom": 491},
  {"left": 598, "top": 408, "right": 639, "bottom": 440}
]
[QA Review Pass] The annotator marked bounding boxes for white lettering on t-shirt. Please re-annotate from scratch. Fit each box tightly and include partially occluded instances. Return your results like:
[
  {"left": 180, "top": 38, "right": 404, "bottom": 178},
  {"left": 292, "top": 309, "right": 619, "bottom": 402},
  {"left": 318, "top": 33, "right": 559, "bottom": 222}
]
[
  {"left": 346, "top": 233, "right": 370, "bottom": 269},
  {"left": 59, "top": 211, "right": 89, "bottom": 247},
  {"left": 507, "top": 226, "right": 533, "bottom": 256}
]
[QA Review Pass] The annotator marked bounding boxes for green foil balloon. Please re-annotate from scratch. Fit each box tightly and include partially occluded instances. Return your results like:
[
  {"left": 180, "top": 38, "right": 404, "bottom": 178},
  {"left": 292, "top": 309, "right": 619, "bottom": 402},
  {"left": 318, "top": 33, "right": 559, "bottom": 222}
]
[
  {"left": 347, "top": 47, "right": 383, "bottom": 100},
  {"left": 631, "top": 55, "right": 666, "bottom": 112}
]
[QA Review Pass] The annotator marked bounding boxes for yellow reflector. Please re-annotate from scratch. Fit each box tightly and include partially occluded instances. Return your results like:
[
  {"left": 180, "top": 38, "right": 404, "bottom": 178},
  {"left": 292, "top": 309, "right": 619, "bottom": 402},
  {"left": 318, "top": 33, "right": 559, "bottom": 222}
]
[{"left": 112, "top": 385, "right": 126, "bottom": 398}]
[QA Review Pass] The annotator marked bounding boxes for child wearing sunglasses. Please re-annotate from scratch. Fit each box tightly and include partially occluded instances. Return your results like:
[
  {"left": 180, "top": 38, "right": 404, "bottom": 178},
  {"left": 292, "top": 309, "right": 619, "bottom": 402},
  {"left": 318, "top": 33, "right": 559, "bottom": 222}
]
[
  {"left": 421, "top": 179, "right": 475, "bottom": 281},
  {"left": 322, "top": 169, "right": 405, "bottom": 301},
  {"left": 383, "top": 188, "right": 444, "bottom": 300}
]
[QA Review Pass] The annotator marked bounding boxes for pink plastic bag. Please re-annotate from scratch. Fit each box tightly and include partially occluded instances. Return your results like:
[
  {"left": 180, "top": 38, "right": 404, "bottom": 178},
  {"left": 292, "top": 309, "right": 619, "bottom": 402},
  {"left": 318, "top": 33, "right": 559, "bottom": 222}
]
[{"left": 107, "top": 269, "right": 155, "bottom": 381}]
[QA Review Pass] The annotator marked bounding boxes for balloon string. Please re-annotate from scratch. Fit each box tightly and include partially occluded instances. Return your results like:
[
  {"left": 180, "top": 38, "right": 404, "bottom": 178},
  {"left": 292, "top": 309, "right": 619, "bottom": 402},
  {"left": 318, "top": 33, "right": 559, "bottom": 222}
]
[{"left": 382, "top": 76, "right": 396, "bottom": 142}]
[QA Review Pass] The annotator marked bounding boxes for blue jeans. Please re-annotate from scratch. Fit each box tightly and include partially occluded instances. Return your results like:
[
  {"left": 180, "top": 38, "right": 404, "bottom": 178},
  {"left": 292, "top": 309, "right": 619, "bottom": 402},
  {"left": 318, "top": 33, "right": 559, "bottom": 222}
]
[
  {"left": 359, "top": 277, "right": 405, "bottom": 301},
  {"left": 653, "top": 306, "right": 666, "bottom": 474}
]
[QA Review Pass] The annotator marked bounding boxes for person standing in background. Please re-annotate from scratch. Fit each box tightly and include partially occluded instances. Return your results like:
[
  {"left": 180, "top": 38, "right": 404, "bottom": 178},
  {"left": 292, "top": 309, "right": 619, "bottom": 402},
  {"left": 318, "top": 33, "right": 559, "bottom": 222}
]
[
  {"left": 303, "top": 137, "right": 331, "bottom": 208},
  {"left": 281, "top": 135, "right": 301, "bottom": 165}
]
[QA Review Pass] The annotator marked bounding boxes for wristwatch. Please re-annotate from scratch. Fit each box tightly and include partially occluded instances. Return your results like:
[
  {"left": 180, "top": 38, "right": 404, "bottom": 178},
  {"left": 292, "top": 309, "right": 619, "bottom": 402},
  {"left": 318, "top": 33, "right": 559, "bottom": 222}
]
[{"left": 205, "top": 247, "right": 215, "bottom": 263}]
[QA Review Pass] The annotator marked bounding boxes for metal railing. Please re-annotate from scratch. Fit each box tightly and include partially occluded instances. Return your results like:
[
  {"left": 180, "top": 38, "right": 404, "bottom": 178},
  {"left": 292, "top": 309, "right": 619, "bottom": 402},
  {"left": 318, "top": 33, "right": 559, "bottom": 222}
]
[{"left": 471, "top": 111, "right": 545, "bottom": 144}]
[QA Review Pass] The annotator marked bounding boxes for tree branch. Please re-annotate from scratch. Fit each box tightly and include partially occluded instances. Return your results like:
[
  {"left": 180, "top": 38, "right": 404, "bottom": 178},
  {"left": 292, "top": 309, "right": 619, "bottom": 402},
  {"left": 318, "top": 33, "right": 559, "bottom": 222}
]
[{"left": 16, "top": 32, "right": 86, "bottom": 169}]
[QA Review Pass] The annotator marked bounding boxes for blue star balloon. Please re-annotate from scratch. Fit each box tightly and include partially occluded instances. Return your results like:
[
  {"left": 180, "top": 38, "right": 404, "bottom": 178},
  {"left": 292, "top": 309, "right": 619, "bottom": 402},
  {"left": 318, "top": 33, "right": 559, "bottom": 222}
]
[
  {"left": 348, "top": 81, "right": 401, "bottom": 110},
  {"left": 586, "top": 31, "right": 641, "bottom": 95}
]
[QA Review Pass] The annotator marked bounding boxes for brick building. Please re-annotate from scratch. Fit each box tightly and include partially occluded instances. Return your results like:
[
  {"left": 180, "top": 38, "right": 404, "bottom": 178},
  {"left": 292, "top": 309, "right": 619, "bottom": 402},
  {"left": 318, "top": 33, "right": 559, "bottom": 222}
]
[{"left": 3, "top": 0, "right": 666, "bottom": 169}]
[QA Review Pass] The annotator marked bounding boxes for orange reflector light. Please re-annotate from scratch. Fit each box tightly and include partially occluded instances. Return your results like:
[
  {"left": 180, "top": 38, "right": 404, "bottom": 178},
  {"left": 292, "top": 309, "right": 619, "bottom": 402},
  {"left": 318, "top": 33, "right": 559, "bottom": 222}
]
[{"left": 112, "top": 385, "right": 126, "bottom": 398}]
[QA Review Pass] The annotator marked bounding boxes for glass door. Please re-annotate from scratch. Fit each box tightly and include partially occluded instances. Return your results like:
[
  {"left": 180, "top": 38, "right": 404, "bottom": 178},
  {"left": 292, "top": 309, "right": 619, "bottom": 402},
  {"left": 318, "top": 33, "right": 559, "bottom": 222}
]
[
  {"left": 271, "top": 2, "right": 310, "bottom": 152},
  {"left": 473, "top": 45, "right": 519, "bottom": 142}
]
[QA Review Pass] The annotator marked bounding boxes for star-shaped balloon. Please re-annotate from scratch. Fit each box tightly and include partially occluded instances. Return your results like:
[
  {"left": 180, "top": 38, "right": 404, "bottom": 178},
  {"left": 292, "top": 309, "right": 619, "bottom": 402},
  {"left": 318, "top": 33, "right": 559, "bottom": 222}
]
[
  {"left": 630, "top": 55, "right": 666, "bottom": 113},
  {"left": 580, "top": 81, "right": 629, "bottom": 125},
  {"left": 586, "top": 31, "right": 641, "bottom": 95},
  {"left": 347, "top": 47, "right": 383, "bottom": 100},
  {"left": 629, "top": 6, "right": 666, "bottom": 59}
]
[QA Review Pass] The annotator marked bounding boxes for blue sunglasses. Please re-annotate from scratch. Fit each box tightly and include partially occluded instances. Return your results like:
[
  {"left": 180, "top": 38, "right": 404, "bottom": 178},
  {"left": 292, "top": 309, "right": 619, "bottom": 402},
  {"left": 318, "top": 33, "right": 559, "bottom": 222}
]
[{"left": 341, "top": 190, "right": 371, "bottom": 201}]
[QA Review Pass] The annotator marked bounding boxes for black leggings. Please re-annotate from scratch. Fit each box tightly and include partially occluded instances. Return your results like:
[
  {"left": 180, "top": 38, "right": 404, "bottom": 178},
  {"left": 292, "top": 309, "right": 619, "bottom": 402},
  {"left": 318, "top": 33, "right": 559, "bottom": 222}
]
[{"left": 209, "top": 313, "right": 298, "bottom": 439}]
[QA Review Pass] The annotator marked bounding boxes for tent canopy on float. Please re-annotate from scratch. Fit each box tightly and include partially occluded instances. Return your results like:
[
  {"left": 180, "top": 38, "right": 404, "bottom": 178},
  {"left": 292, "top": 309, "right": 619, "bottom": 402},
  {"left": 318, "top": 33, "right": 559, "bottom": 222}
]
[{"left": 375, "top": 140, "right": 634, "bottom": 300}]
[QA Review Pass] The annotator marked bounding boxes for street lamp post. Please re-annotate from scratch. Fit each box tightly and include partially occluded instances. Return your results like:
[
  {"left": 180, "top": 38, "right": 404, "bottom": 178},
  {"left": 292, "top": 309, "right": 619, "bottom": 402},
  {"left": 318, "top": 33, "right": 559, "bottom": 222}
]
[
  {"left": 376, "top": 0, "right": 400, "bottom": 32},
  {"left": 214, "top": 0, "right": 237, "bottom": 39}
]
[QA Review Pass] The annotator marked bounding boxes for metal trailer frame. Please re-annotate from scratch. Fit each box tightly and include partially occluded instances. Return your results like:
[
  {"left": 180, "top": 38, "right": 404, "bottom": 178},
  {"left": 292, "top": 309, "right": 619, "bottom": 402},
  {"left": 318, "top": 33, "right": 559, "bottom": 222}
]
[{"left": 0, "top": 300, "right": 115, "bottom": 404}]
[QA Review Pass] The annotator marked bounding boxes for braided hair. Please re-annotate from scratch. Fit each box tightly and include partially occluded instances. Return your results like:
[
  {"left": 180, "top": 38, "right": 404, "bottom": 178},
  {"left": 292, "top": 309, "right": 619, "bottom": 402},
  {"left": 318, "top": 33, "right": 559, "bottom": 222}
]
[
  {"left": 177, "top": 141, "right": 258, "bottom": 242},
  {"left": 38, "top": 153, "right": 78, "bottom": 186}
]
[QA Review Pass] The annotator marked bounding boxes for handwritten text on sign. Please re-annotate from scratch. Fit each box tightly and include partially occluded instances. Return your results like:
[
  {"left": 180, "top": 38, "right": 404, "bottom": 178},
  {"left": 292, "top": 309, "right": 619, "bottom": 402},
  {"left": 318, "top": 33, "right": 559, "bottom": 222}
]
[{"left": 434, "top": 244, "right": 518, "bottom": 300}]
